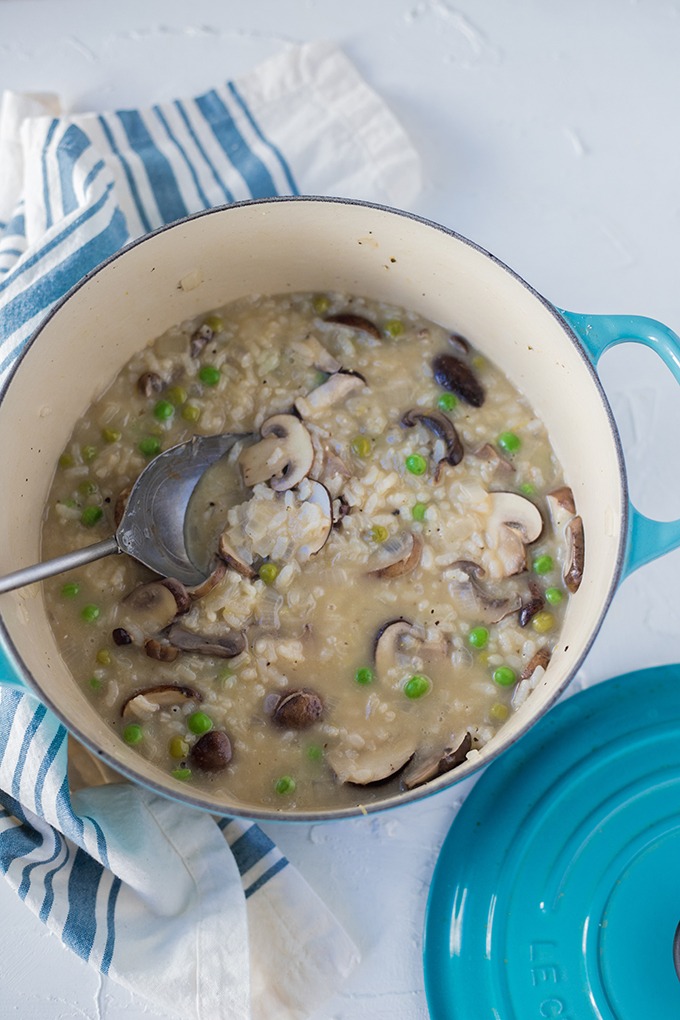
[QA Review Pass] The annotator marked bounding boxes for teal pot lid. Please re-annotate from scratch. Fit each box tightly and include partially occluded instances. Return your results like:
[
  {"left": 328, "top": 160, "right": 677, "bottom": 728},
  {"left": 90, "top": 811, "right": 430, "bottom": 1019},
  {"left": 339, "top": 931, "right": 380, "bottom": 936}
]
[{"left": 424, "top": 665, "right": 680, "bottom": 1020}]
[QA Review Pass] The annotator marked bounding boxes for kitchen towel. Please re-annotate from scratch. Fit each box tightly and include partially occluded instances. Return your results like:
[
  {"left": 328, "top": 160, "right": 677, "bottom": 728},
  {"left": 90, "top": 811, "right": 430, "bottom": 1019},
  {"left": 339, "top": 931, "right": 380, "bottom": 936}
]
[{"left": 0, "top": 40, "right": 422, "bottom": 1019}]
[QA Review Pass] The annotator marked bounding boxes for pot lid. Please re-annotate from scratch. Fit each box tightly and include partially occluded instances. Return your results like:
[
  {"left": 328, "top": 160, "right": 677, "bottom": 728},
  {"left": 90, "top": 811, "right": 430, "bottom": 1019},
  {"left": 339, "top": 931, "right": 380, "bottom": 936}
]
[{"left": 424, "top": 664, "right": 680, "bottom": 1020}]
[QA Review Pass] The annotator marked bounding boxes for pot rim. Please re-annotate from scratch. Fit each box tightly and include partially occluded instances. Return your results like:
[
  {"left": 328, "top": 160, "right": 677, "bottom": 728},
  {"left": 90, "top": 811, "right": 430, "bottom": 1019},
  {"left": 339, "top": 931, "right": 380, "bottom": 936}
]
[{"left": 0, "top": 195, "right": 630, "bottom": 822}]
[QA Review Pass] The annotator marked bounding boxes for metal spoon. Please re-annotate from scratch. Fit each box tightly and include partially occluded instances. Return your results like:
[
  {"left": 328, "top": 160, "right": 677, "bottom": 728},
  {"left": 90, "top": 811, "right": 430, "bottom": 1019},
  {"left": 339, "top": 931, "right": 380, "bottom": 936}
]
[{"left": 0, "top": 432, "right": 253, "bottom": 595}]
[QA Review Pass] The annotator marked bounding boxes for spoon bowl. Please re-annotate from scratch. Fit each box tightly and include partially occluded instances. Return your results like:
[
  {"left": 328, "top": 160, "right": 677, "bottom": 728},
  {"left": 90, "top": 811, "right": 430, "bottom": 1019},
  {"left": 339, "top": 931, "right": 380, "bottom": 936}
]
[{"left": 0, "top": 431, "right": 253, "bottom": 594}]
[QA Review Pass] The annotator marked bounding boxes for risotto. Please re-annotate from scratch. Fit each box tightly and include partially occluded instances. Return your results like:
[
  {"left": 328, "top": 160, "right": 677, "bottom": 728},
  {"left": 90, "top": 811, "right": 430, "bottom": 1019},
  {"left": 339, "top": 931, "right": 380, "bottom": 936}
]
[{"left": 42, "top": 292, "right": 583, "bottom": 811}]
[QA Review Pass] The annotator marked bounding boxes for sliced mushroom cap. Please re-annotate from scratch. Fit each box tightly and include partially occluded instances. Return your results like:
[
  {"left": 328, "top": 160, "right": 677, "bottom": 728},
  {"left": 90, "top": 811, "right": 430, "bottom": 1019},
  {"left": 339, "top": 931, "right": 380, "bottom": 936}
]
[
  {"left": 166, "top": 623, "right": 246, "bottom": 658},
  {"left": 518, "top": 581, "right": 545, "bottom": 627},
  {"left": 401, "top": 408, "right": 463, "bottom": 468},
  {"left": 272, "top": 688, "right": 324, "bottom": 729},
  {"left": 190, "top": 730, "right": 233, "bottom": 772},
  {"left": 217, "top": 534, "right": 258, "bottom": 579},
  {"left": 473, "top": 444, "right": 515, "bottom": 474},
  {"left": 373, "top": 618, "right": 415, "bottom": 678},
  {"left": 432, "top": 353, "right": 485, "bottom": 407},
  {"left": 448, "top": 560, "right": 522, "bottom": 623},
  {"left": 324, "top": 312, "right": 381, "bottom": 339},
  {"left": 238, "top": 414, "right": 314, "bottom": 491},
  {"left": 326, "top": 734, "right": 417, "bottom": 786},
  {"left": 294, "top": 370, "right": 366, "bottom": 419},
  {"left": 137, "top": 371, "right": 163, "bottom": 397},
  {"left": 367, "top": 531, "right": 423, "bottom": 579},
  {"left": 297, "top": 479, "right": 333, "bottom": 556},
  {"left": 116, "top": 580, "right": 184, "bottom": 643},
  {"left": 401, "top": 731, "right": 473, "bottom": 790},
  {"left": 187, "top": 559, "right": 228, "bottom": 600},
  {"left": 486, "top": 492, "right": 543, "bottom": 577},
  {"left": 160, "top": 577, "right": 191, "bottom": 615},
  {"left": 121, "top": 684, "right": 202, "bottom": 720},
  {"left": 520, "top": 646, "right": 551, "bottom": 681},
  {"left": 546, "top": 486, "right": 576, "bottom": 532},
  {"left": 564, "top": 515, "right": 584, "bottom": 592},
  {"left": 144, "top": 638, "right": 180, "bottom": 662},
  {"left": 189, "top": 321, "right": 213, "bottom": 358}
]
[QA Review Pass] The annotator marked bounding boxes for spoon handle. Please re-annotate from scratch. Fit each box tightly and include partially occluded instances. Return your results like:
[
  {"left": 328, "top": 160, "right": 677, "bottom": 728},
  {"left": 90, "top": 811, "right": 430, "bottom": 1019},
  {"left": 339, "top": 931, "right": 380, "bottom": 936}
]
[{"left": 0, "top": 536, "right": 120, "bottom": 595}]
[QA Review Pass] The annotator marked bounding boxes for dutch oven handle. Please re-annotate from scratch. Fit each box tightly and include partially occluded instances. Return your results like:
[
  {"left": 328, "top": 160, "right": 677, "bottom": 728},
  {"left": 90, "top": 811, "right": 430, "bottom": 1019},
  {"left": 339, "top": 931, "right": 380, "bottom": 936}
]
[{"left": 560, "top": 310, "right": 680, "bottom": 580}]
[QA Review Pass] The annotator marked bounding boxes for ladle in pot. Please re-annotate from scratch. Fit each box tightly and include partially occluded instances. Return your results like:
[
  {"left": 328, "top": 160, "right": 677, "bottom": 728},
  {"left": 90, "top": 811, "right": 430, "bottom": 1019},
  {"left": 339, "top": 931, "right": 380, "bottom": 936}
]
[{"left": 0, "top": 432, "right": 253, "bottom": 595}]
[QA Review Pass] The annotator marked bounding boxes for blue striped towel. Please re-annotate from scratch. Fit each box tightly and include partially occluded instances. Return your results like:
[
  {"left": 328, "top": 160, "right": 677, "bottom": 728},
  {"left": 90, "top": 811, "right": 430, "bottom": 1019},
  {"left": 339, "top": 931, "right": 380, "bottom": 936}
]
[{"left": 0, "top": 41, "right": 421, "bottom": 1019}]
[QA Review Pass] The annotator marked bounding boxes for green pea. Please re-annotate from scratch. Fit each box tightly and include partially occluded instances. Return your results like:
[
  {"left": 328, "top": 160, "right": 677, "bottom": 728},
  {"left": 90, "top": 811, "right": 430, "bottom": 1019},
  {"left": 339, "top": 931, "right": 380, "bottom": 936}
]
[
  {"left": 81, "top": 445, "right": 98, "bottom": 463},
  {"left": 96, "top": 649, "right": 111, "bottom": 666},
  {"left": 58, "top": 452, "right": 75, "bottom": 469},
  {"left": 78, "top": 480, "right": 98, "bottom": 497},
  {"left": 275, "top": 775, "right": 296, "bottom": 795},
  {"left": 404, "top": 674, "right": 431, "bottom": 699},
  {"left": 405, "top": 453, "right": 427, "bottom": 476},
  {"left": 204, "top": 314, "right": 224, "bottom": 334},
  {"left": 490, "top": 701, "right": 510, "bottom": 722},
  {"left": 412, "top": 502, "right": 428, "bottom": 521},
  {"left": 153, "top": 399, "right": 174, "bottom": 421},
  {"left": 169, "top": 735, "right": 189, "bottom": 759},
  {"left": 61, "top": 582, "right": 80, "bottom": 599},
  {"left": 181, "top": 404, "right": 201, "bottom": 423},
  {"left": 371, "top": 524, "right": 388, "bottom": 543},
  {"left": 102, "top": 427, "right": 121, "bottom": 444},
  {"left": 493, "top": 666, "right": 517, "bottom": 687},
  {"left": 437, "top": 392, "right": 457, "bottom": 412},
  {"left": 520, "top": 482, "right": 536, "bottom": 496},
  {"left": 187, "top": 711, "right": 213, "bottom": 735},
  {"left": 258, "top": 562, "right": 280, "bottom": 585},
  {"left": 545, "top": 587, "right": 563, "bottom": 605},
  {"left": 351, "top": 434, "right": 371, "bottom": 458},
  {"left": 81, "top": 604, "right": 100, "bottom": 623},
  {"left": 312, "top": 294, "right": 331, "bottom": 315},
  {"left": 468, "top": 626, "right": 489, "bottom": 650},
  {"left": 497, "top": 431, "right": 521, "bottom": 454},
  {"left": 166, "top": 385, "right": 187, "bottom": 406},
  {"left": 123, "top": 723, "right": 143, "bottom": 745},
  {"left": 172, "top": 767, "right": 192, "bottom": 781},
  {"left": 139, "top": 436, "right": 161, "bottom": 457},
  {"left": 354, "top": 666, "right": 374, "bottom": 686},
  {"left": 532, "top": 611, "right": 555, "bottom": 635},
  {"left": 385, "top": 318, "right": 404, "bottom": 337},
  {"left": 199, "top": 365, "right": 221, "bottom": 387},
  {"left": 81, "top": 505, "right": 103, "bottom": 528},
  {"left": 88, "top": 677, "right": 103, "bottom": 691},
  {"left": 306, "top": 744, "right": 323, "bottom": 762},
  {"left": 533, "top": 555, "right": 554, "bottom": 575}
]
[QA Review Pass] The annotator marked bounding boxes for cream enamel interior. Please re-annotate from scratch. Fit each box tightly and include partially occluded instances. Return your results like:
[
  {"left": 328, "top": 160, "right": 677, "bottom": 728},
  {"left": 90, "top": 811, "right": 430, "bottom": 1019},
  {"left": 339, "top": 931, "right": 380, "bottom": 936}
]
[{"left": 0, "top": 199, "right": 625, "bottom": 819}]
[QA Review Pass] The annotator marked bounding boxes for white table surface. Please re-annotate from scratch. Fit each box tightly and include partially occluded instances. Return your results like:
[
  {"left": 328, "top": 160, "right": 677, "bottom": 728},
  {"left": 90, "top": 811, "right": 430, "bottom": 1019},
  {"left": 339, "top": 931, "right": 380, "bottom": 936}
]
[{"left": 3, "top": 1, "right": 680, "bottom": 1017}]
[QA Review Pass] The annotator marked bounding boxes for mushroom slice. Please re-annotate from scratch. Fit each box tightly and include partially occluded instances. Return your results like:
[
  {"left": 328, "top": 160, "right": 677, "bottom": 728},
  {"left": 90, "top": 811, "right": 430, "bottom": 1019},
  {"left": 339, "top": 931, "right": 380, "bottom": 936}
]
[
  {"left": 449, "top": 560, "right": 522, "bottom": 623},
  {"left": 121, "top": 684, "right": 202, "bottom": 720},
  {"left": 294, "top": 370, "right": 366, "bottom": 419},
  {"left": 373, "top": 618, "right": 416, "bottom": 678},
  {"left": 486, "top": 492, "right": 543, "bottom": 577},
  {"left": 546, "top": 486, "right": 576, "bottom": 532},
  {"left": 297, "top": 479, "right": 333, "bottom": 556},
  {"left": 291, "top": 334, "right": 341, "bottom": 373},
  {"left": 144, "top": 638, "right": 180, "bottom": 662},
  {"left": 432, "top": 353, "right": 485, "bottom": 407},
  {"left": 518, "top": 580, "right": 545, "bottom": 627},
  {"left": 187, "top": 559, "right": 228, "bottom": 600},
  {"left": 116, "top": 580, "right": 185, "bottom": 643},
  {"left": 564, "top": 515, "right": 584, "bottom": 593},
  {"left": 174, "top": 626, "right": 246, "bottom": 658},
  {"left": 218, "top": 534, "right": 258, "bottom": 579},
  {"left": 324, "top": 312, "right": 381, "bottom": 339},
  {"left": 473, "top": 443, "right": 514, "bottom": 474},
  {"left": 326, "top": 734, "right": 417, "bottom": 786},
  {"left": 190, "top": 730, "right": 233, "bottom": 772},
  {"left": 238, "top": 414, "right": 314, "bottom": 491},
  {"left": 401, "top": 731, "right": 473, "bottom": 790},
  {"left": 367, "top": 531, "right": 423, "bottom": 579},
  {"left": 520, "top": 647, "right": 551, "bottom": 682},
  {"left": 401, "top": 408, "right": 464, "bottom": 469},
  {"left": 166, "top": 624, "right": 246, "bottom": 658}
]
